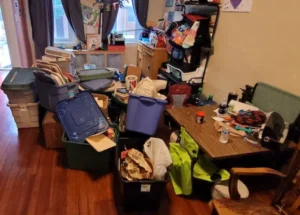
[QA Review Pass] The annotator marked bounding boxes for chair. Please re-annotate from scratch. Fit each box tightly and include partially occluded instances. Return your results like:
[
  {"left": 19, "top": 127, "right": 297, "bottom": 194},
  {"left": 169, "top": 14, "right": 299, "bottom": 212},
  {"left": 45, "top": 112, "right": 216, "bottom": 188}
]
[{"left": 212, "top": 142, "right": 300, "bottom": 215}]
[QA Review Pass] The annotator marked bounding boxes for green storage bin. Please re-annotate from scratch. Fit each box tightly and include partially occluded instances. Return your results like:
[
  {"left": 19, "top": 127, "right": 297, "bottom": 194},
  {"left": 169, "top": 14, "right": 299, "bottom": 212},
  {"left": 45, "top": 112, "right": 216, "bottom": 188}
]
[
  {"left": 77, "top": 68, "right": 114, "bottom": 81},
  {"left": 63, "top": 124, "right": 119, "bottom": 172},
  {"left": 1, "top": 67, "right": 38, "bottom": 104}
]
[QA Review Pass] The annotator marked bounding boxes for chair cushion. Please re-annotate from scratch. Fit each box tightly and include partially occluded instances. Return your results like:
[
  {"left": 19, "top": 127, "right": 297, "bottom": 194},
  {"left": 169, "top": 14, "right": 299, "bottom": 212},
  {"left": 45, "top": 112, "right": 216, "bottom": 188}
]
[{"left": 213, "top": 198, "right": 279, "bottom": 215}]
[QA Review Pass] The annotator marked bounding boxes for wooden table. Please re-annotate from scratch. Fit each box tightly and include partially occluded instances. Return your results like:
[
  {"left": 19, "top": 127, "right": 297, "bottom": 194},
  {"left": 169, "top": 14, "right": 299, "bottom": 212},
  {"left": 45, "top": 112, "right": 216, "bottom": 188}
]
[{"left": 166, "top": 105, "right": 271, "bottom": 160}]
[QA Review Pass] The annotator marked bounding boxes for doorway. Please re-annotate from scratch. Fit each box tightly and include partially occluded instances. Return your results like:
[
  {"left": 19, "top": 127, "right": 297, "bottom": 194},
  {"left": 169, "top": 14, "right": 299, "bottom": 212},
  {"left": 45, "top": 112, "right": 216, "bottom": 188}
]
[{"left": 0, "top": 7, "right": 12, "bottom": 69}]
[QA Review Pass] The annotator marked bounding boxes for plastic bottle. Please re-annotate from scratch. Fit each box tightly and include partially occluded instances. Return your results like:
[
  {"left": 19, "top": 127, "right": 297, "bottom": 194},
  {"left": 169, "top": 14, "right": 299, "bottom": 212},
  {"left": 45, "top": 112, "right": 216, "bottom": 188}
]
[
  {"left": 205, "top": 94, "right": 217, "bottom": 106},
  {"left": 192, "top": 87, "right": 206, "bottom": 106},
  {"left": 219, "top": 123, "right": 229, "bottom": 144},
  {"left": 218, "top": 97, "right": 227, "bottom": 114}
]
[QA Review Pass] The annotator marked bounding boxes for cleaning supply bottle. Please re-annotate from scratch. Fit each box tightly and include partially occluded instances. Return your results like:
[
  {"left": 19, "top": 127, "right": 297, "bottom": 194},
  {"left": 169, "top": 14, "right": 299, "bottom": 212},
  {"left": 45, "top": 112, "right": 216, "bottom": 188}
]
[
  {"left": 219, "top": 123, "right": 229, "bottom": 144},
  {"left": 192, "top": 87, "right": 206, "bottom": 106},
  {"left": 205, "top": 94, "right": 217, "bottom": 106}
]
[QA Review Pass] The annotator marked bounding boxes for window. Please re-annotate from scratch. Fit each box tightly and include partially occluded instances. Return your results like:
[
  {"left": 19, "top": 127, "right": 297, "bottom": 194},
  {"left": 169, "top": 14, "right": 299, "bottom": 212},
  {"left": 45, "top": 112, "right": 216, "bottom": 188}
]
[
  {"left": 52, "top": 0, "right": 78, "bottom": 46},
  {"left": 112, "top": 0, "right": 142, "bottom": 43},
  {"left": 0, "top": 7, "right": 11, "bottom": 68}
]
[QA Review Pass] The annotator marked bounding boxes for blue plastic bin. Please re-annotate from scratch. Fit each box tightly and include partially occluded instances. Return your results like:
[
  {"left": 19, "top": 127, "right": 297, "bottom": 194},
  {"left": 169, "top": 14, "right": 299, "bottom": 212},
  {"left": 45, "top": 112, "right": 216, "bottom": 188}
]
[{"left": 126, "top": 94, "right": 167, "bottom": 135}]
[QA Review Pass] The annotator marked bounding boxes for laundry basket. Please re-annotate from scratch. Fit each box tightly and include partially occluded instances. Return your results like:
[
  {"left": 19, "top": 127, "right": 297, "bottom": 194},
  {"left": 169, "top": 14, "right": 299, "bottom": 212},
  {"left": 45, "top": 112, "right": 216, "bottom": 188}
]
[{"left": 126, "top": 94, "right": 167, "bottom": 135}]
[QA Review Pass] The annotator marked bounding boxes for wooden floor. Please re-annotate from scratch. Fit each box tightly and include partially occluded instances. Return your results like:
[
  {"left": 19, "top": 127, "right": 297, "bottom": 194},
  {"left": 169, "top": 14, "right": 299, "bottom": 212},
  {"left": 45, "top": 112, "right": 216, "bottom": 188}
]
[{"left": 0, "top": 71, "right": 212, "bottom": 215}]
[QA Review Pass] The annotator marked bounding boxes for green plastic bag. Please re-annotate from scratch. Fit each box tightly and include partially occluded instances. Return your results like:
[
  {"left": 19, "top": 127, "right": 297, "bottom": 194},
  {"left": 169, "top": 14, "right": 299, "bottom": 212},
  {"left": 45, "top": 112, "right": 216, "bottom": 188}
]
[
  {"left": 169, "top": 143, "right": 192, "bottom": 195},
  {"left": 179, "top": 127, "right": 198, "bottom": 160}
]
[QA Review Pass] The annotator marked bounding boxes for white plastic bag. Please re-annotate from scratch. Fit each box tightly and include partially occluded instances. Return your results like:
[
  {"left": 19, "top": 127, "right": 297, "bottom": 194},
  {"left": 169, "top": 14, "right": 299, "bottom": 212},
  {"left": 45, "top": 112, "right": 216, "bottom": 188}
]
[
  {"left": 144, "top": 138, "right": 173, "bottom": 180},
  {"left": 132, "top": 77, "right": 167, "bottom": 100}
]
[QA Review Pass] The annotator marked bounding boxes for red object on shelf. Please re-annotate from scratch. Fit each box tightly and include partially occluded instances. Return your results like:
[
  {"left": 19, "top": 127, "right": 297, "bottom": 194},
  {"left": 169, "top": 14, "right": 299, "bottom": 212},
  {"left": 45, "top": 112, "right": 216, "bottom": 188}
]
[{"left": 108, "top": 45, "right": 126, "bottom": 51}]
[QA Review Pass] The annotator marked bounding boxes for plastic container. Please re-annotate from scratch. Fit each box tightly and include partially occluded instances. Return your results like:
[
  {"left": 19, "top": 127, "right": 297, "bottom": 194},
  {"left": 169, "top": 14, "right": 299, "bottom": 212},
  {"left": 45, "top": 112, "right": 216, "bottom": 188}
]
[
  {"left": 219, "top": 123, "right": 229, "bottom": 144},
  {"left": 116, "top": 136, "right": 169, "bottom": 212},
  {"left": 77, "top": 68, "right": 114, "bottom": 81},
  {"left": 1, "top": 68, "right": 37, "bottom": 104},
  {"left": 196, "top": 111, "right": 205, "bottom": 124},
  {"left": 35, "top": 79, "right": 78, "bottom": 112},
  {"left": 56, "top": 92, "right": 109, "bottom": 143},
  {"left": 63, "top": 124, "right": 119, "bottom": 172},
  {"left": 126, "top": 94, "right": 167, "bottom": 135},
  {"left": 8, "top": 102, "right": 39, "bottom": 128}
]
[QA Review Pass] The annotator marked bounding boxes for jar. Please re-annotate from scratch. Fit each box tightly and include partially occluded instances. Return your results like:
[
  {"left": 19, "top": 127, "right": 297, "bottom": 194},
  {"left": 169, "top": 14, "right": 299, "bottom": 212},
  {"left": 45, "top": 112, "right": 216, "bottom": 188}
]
[{"left": 196, "top": 111, "right": 205, "bottom": 124}]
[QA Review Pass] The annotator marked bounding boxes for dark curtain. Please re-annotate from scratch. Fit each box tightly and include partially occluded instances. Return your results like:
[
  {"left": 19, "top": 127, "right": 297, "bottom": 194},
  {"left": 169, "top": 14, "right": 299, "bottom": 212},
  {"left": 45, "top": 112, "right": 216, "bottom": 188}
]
[
  {"left": 101, "top": 0, "right": 119, "bottom": 40},
  {"left": 132, "top": 0, "right": 149, "bottom": 28},
  {"left": 29, "top": 0, "right": 54, "bottom": 59},
  {"left": 61, "top": 0, "right": 86, "bottom": 42}
]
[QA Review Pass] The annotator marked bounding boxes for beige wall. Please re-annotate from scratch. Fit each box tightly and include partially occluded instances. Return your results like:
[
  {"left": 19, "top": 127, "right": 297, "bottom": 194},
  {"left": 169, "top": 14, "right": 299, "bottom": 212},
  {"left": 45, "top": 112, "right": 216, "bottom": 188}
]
[
  {"left": 148, "top": 0, "right": 164, "bottom": 23},
  {"left": 204, "top": 1, "right": 300, "bottom": 102}
]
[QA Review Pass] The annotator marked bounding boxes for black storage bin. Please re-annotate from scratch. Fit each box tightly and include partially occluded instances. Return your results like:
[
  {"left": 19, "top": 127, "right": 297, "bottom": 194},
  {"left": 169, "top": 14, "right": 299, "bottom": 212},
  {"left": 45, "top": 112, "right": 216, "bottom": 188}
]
[
  {"left": 63, "top": 124, "right": 119, "bottom": 173},
  {"left": 35, "top": 79, "right": 79, "bottom": 112},
  {"left": 116, "top": 136, "right": 170, "bottom": 212},
  {"left": 192, "top": 178, "right": 214, "bottom": 201}
]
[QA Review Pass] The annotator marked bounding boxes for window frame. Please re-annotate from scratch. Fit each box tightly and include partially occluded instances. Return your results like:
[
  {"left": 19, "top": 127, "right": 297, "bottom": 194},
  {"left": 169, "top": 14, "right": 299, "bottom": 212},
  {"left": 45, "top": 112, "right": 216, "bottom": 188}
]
[{"left": 111, "top": 1, "right": 142, "bottom": 44}]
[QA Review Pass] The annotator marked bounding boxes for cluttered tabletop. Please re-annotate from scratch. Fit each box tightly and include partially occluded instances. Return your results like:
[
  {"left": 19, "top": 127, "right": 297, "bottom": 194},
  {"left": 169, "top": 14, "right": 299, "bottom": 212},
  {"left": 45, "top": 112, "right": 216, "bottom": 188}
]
[{"left": 167, "top": 105, "right": 296, "bottom": 160}]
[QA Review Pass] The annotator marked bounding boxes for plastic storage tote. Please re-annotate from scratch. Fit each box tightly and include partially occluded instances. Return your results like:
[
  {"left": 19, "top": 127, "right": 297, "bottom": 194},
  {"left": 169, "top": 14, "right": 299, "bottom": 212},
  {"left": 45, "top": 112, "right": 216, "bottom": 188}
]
[
  {"left": 1, "top": 68, "right": 37, "bottom": 104},
  {"left": 115, "top": 136, "right": 169, "bottom": 212},
  {"left": 56, "top": 91, "right": 109, "bottom": 142},
  {"left": 34, "top": 79, "right": 78, "bottom": 113},
  {"left": 63, "top": 124, "right": 119, "bottom": 172},
  {"left": 126, "top": 94, "right": 167, "bottom": 135},
  {"left": 77, "top": 68, "right": 114, "bottom": 81},
  {"left": 8, "top": 102, "right": 39, "bottom": 128}
]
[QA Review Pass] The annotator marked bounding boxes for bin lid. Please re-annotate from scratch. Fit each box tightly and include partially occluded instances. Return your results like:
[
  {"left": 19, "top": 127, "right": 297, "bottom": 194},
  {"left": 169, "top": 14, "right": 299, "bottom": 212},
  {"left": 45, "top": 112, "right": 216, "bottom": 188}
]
[
  {"left": 56, "top": 91, "right": 109, "bottom": 142},
  {"left": 77, "top": 68, "right": 114, "bottom": 81},
  {"left": 1, "top": 68, "right": 36, "bottom": 90}
]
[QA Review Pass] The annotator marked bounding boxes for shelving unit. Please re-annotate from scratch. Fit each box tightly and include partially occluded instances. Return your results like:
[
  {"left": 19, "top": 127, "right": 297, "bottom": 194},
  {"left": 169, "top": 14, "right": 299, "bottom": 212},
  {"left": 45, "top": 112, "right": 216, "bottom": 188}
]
[
  {"left": 162, "top": 2, "right": 220, "bottom": 88},
  {"left": 73, "top": 50, "right": 125, "bottom": 72}
]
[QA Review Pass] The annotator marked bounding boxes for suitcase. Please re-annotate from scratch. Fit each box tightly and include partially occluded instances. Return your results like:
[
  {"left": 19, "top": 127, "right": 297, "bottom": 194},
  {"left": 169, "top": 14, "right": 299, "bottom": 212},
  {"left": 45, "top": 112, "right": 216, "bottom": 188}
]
[
  {"left": 77, "top": 68, "right": 114, "bottom": 81},
  {"left": 42, "top": 111, "right": 64, "bottom": 148},
  {"left": 1, "top": 67, "right": 37, "bottom": 104}
]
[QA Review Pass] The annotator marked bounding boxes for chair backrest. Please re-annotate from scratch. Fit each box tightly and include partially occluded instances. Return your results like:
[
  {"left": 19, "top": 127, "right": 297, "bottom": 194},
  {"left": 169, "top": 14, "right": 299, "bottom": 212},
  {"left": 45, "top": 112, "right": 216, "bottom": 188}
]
[
  {"left": 168, "top": 84, "right": 192, "bottom": 108},
  {"left": 272, "top": 143, "right": 300, "bottom": 214},
  {"left": 251, "top": 82, "right": 300, "bottom": 123}
]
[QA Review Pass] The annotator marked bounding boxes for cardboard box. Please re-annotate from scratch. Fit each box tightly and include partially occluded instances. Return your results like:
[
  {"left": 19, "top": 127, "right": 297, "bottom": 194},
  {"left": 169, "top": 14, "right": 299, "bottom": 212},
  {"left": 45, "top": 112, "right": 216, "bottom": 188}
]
[
  {"left": 126, "top": 66, "right": 142, "bottom": 81},
  {"left": 92, "top": 93, "right": 109, "bottom": 118},
  {"left": 42, "top": 111, "right": 64, "bottom": 148}
]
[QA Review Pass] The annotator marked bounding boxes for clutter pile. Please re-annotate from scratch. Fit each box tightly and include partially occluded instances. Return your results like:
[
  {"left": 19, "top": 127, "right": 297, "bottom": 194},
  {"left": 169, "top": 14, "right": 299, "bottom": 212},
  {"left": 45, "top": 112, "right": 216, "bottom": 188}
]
[
  {"left": 120, "top": 148, "right": 153, "bottom": 181},
  {"left": 118, "top": 136, "right": 171, "bottom": 212},
  {"left": 120, "top": 138, "right": 172, "bottom": 182}
]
